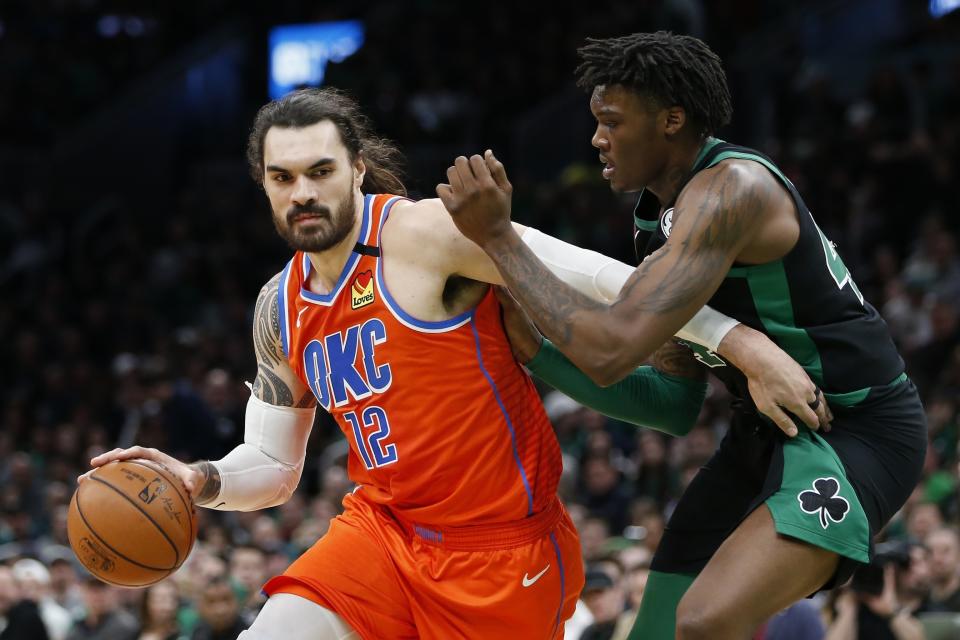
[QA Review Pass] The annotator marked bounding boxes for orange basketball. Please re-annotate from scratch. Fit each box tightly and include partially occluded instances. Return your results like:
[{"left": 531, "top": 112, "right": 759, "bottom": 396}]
[{"left": 67, "top": 459, "right": 197, "bottom": 587}]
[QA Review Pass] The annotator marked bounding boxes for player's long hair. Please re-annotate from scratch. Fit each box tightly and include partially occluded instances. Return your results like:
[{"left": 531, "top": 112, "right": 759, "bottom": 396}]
[
  {"left": 247, "top": 87, "right": 406, "bottom": 196},
  {"left": 575, "top": 31, "right": 733, "bottom": 137}
]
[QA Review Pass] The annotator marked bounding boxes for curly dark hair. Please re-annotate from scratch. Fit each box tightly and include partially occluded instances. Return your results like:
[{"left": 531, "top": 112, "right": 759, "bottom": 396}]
[
  {"left": 246, "top": 87, "right": 406, "bottom": 196},
  {"left": 575, "top": 31, "right": 732, "bottom": 136}
]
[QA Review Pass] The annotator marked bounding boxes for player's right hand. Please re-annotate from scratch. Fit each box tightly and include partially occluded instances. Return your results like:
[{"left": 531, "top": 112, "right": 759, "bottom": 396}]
[
  {"left": 77, "top": 446, "right": 202, "bottom": 497},
  {"left": 495, "top": 287, "right": 543, "bottom": 364}
]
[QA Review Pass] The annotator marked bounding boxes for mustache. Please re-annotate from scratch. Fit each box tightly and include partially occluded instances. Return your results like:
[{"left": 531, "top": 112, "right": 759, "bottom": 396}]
[{"left": 286, "top": 203, "right": 331, "bottom": 225}]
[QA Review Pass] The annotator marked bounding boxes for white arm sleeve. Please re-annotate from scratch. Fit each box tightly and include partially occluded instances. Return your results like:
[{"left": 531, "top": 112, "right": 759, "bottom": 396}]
[
  {"left": 200, "top": 393, "right": 315, "bottom": 512},
  {"left": 521, "top": 227, "right": 739, "bottom": 351}
]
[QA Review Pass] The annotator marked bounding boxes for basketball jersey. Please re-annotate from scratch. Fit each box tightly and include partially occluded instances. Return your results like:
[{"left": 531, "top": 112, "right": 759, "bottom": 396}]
[
  {"left": 277, "top": 194, "right": 561, "bottom": 526},
  {"left": 634, "top": 138, "right": 905, "bottom": 407}
]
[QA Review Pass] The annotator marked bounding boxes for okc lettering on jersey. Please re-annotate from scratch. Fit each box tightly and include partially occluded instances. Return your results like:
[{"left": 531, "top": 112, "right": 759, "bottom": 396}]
[{"left": 302, "top": 318, "right": 392, "bottom": 411}]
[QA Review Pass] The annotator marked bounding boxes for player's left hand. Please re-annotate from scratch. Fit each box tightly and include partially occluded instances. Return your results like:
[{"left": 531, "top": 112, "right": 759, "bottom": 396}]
[
  {"left": 437, "top": 150, "right": 514, "bottom": 248},
  {"left": 717, "top": 325, "right": 832, "bottom": 436}
]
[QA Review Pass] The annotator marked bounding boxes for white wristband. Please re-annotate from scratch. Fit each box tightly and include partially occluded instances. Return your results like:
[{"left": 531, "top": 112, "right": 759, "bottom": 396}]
[{"left": 676, "top": 305, "right": 740, "bottom": 352}]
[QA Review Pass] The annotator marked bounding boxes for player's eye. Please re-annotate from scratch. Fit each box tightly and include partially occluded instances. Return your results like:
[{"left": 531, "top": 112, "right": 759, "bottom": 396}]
[
  {"left": 273, "top": 173, "right": 291, "bottom": 183},
  {"left": 312, "top": 168, "right": 332, "bottom": 177}
]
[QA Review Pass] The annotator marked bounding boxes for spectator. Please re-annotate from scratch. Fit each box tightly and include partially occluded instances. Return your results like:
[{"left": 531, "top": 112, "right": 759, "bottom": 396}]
[
  {"left": 633, "top": 431, "right": 678, "bottom": 508},
  {"left": 10, "top": 558, "right": 71, "bottom": 640},
  {"left": 906, "top": 501, "right": 943, "bottom": 542},
  {"left": 227, "top": 546, "right": 266, "bottom": 625},
  {"left": 47, "top": 558, "right": 83, "bottom": 618},
  {"left": 825, "top": 548, "right": 926, "bottom": 640},
  {"left": 924, "top": 527, "right": 960, "bottom": 611},
  {"left": 64, "top": 577, "right": 137, "bottom": 640},
  {"left": 189, "top": 579, "right": 245, "bottom": 640},
  {"left": 610, "top": 563, "right": 649, "bottom": 640},
  {"left": 578, "top": 566, "right": 626, "bottom": 640},
  {"left": 763, "top": 600, "right": 825, "bottom": 640},
  {"left": 136, "top": 581, "right": 184, "bottom": 640},
  {"left": 578, "top": 457, "right": 631, "bottom": 535},
  {"left": 0, "top": 564, "right": 48, "bottom": 640}
]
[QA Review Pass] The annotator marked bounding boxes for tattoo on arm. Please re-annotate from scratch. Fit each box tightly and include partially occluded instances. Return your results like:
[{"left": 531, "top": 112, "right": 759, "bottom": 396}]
[
  {"left": 190, "top": 461, "right": 222, "bottom": 505},
  {"left": 253, "top": 364, "right": 295, "bottom": 406},
  {"left": 486, "top": 166, "right": 764, "bottom": 353},
  {"left": 253, "top": 273, "right": 283, "bottom": 368},
  {"left": 486, "top": 236, "right": 605, "bottom": 345},
  {"left": 250, "top": 273, "right": 310, "bottom": 408},
  {"left": 616, "top": 168, "right": 764, "bottom": 315},
  {"left": 653, "top": 340, "right": 706, "bottom": 381}
]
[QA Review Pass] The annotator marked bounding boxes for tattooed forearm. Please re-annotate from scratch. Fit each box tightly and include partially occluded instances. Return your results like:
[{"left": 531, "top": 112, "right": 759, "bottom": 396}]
[
  {"left": 480, "top": 163, "right": 769, "bottom": 382},
  {"left": 189, "top": 461, "right": 222, "bottom": 505},
  {"left": 653, "top": 340, "right": 706, "bottom": 381},
  {"left": 486, "top": 234, "right": 606, "bottom": 346}
]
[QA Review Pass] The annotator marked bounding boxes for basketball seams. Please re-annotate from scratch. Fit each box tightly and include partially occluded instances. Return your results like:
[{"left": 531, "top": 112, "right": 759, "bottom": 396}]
[
  {"left": 88, "top": 475, "right": 182, "bottom": 569},
  {"left": 74, "top": 487, "right": 173, "bottom": 575},
  {"left": 127, "top": 459, "right": 197, "bottom": 545}
]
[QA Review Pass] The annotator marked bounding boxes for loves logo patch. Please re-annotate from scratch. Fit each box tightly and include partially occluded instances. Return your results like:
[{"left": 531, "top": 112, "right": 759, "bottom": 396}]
[{"left": 351, "top": 270, "right": 375, "bottom": 309}]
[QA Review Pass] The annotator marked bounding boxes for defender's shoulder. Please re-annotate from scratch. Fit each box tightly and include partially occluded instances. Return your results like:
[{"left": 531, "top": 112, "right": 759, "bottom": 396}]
[{"left": 681, "top": 158, "right": 784, "bottom": 212}]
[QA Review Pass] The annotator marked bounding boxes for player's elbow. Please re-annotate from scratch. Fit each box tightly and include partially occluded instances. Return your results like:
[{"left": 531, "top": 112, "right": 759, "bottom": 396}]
[
  {"left": 271, "top": 462, "right": 304, "bottom": 507},
  {"left": 585, "top": 359, "right": 633, "bottom": 387},
  {"left": 583, "top": 343, "right": 637, "bottom": 387}
]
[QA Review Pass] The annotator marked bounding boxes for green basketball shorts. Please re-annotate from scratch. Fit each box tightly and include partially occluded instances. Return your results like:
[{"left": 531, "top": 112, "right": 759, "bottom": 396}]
[{"left": 651, "top": 377, "right": 926, "bottom": 589}]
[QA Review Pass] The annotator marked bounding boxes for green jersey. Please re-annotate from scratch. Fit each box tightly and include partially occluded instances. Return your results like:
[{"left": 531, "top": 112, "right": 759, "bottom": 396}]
[{"left": 634, "top": 139, "right": 905, "bottom": 407}]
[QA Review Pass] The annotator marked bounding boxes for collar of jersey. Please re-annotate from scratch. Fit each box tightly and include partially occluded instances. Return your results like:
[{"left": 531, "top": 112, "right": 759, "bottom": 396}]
[{"left": 298, "top": 194, "right": 374, "bottom": 306}]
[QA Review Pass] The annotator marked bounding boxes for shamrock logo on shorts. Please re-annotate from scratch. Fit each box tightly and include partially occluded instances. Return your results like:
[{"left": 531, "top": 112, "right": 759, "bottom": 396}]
[{"left": 797, "top": 477, "right": 850, "bottom": 529}]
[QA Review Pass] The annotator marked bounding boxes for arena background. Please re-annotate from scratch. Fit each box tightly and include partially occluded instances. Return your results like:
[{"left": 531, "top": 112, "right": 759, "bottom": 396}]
[{"left": 2, "top": 1, "right": 960, "bottom": 638}]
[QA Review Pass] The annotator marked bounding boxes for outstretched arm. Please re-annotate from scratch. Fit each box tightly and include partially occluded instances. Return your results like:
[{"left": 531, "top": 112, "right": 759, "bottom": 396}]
[
  {"left": 497, "top": 288, "right": 828, "bottom": 437},
  {"left": 439, "top": 152, "right": 768, "bottom": 384}
]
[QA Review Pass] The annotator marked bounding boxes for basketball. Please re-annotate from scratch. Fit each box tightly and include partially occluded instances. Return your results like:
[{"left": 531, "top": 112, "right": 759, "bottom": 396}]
[{"left": 67, "top": 459, "right": 197, "bottom": 587}]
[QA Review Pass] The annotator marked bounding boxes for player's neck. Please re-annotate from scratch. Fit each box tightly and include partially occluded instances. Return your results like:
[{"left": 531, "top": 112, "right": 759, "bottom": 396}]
[
  {"left": 305, "top": 191, "right": 366, "bottom": 293},
  {"left": 646, "top": 137, "right": 707, "bottom": 205}
]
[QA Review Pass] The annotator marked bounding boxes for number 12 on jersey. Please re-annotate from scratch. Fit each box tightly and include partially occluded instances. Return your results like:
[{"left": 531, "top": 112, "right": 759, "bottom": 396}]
[{"left": 344, "top": 406, "right": 398, "bottom": 469}]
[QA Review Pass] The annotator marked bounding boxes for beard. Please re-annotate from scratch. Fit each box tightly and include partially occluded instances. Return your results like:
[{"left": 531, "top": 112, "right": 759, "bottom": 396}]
[{"left": 273, "top": 189, "right": 356, "bottom": 253}]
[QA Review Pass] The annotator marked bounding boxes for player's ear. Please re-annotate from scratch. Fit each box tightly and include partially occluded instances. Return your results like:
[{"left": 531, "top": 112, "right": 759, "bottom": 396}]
[
  {"left": 664, "top": 106, "right": 686, "bottom": 136},
  {"left": 354, "top": 154, "right": 366, "bottom": 189}
]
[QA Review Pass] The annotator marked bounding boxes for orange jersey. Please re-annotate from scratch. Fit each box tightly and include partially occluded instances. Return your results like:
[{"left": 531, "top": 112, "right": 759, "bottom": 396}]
[{"left": 277, "top": 193, "right": 562, "bottom": 526}]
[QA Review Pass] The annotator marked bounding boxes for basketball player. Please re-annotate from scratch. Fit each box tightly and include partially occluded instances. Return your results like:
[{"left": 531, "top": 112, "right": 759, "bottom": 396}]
[
  {"left": 438, "top": 32, "right": 927, "bottom": 640},
  {"left": 84, "top": 88, "right": 826, "bottom": 639}
]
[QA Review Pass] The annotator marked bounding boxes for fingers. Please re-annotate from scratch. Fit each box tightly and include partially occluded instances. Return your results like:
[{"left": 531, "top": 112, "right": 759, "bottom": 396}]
[
  {"left": 484, "top": 150, "right": 512, "bottom": 193},
  {"left": 88, "top": 446, "right": 159, "bottom": 469},
  {"left": 436, "top": 183, "right": 455, "bottom": 209},
  {"left": 812, "top": 388, "right": 832, "bottom": 432},
  {"left": 80, "top": 446, "right": 150, "bottom": 484},
  {"left": 454, "top": 155, "right": 478, "bottom": 190},
  {"left": 760, "top": 403, "right": 799, "bottom": 438},
  {"left": 790, "top": 399, "right": 821, "bottom": 430},
  {"left": 445, "top": 165, "right": 464, "bottom": 193},
  {"left": 468, "top": 154, "right": 494, "bottom": 188}
]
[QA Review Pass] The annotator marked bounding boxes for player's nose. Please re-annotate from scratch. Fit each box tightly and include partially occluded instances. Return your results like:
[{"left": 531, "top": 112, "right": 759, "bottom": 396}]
[
  {"left": 290, "top": 175, "right": 319, "bottom": 205},
  {"left": 591, "top": 127, "right": 609, "bottom": 151}
]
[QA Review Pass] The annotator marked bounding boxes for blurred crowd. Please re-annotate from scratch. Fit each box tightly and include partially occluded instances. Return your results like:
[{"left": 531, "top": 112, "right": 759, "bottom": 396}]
[{"left": 4, "top": 2, "right": 960, "bottom": 640}]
